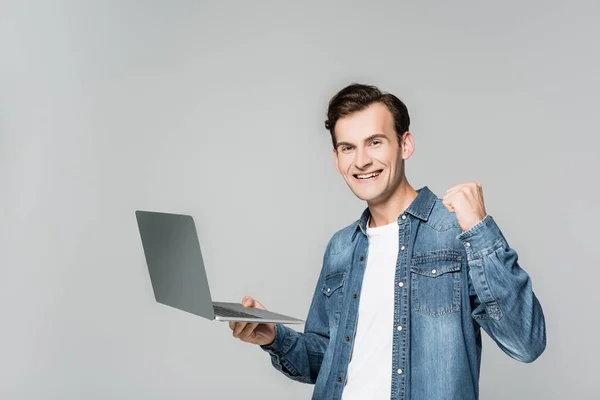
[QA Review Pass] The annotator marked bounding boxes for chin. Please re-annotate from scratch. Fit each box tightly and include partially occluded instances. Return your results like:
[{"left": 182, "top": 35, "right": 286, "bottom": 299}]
[{"left": 350, "top": 188, "right": 385, "bottom": 203}]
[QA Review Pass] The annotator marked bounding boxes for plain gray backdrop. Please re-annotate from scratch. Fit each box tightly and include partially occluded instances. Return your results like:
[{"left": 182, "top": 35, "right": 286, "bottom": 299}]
[{"left": 1, "top": 1, "right": 599, "bottom": 399}]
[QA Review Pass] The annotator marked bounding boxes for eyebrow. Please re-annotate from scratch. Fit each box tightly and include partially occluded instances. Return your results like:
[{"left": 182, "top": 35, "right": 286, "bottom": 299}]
[{"left": 335, "top": 133, "right": 389, "bottom": 149}]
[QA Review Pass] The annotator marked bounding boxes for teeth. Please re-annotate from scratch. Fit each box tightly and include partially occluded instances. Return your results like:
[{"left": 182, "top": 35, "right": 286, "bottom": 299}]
[{"left": 356, "top": 171, "right": 380, "bottom": 179}]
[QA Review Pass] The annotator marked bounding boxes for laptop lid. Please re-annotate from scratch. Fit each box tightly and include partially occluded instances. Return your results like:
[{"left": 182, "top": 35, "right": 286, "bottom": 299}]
[{"left": 135, "top": 210, "right": 216, "bottom": 319}]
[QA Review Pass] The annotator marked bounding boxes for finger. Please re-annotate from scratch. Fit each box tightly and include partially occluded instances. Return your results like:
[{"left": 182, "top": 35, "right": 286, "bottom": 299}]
[
  {"left": 242, "top": 296, "right": 255, "bottom": 307},
  {"left": 442, "top": 201, "right": 454, "bottom": 213},
  {"left": 233, "top": 322, "right": 248, "bottom": 338},
  {"left": 442, "top": 188, "right": 459, "bottom": 204},
  {"left": 230, "top": 321, "right": 243, "bottom": 334},
  {"left": 444, "top": 190, "right": 471, "bottom": 211},
  {"left": 252, "top": 299, "right": 266, "bottom": 310},
  {"left": 239, "top": 323, "right": 260, "bottom": 341},
  {"left": 444, "top": 186, "right": 464, "bottom": 199},
  {"left": 443, "top": 184, "right": 473, "bottom": 206},
  {"left": 459, "top": 181, "right": 480, "bottom": 197},
  {"left": 441, "top": 193, "right": 454, "bottom": 210},
  {"left": 445, "top": 183, "right": 465, "bottom": 194}
]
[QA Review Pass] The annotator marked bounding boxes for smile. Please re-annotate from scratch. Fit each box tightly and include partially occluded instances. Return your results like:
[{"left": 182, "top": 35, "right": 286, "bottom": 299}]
[{"left": 353, "top": 170, "right": 382, "bottom": 181}]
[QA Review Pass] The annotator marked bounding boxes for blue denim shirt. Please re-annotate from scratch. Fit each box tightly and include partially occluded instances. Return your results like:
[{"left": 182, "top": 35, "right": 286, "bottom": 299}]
[{"left": 261, "top": 186, "right": 546, "bottom": 399}]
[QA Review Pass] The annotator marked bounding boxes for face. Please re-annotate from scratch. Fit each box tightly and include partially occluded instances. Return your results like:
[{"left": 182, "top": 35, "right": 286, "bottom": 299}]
[{"left": 333, "top": 102, "right": 414, "bottom": 205}]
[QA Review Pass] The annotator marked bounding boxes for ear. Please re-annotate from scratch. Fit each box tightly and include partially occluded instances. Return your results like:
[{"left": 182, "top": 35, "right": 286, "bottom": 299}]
[
  {"left": 401, "top": 131, "right": 415, "bottom": 160},
  {"left": 333, "top": 148, "right": 340, "bottom": 174}
]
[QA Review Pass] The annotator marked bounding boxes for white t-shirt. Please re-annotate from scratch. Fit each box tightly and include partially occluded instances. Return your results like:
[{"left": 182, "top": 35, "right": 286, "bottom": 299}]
[{"left": 342, "top": 218, "right": 399, "bottom": 399}]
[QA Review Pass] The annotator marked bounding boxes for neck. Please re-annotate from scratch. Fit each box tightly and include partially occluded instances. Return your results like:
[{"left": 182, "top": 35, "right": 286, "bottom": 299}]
[{"left": 367, "top": 179, "right": 418, "bottom": 228}]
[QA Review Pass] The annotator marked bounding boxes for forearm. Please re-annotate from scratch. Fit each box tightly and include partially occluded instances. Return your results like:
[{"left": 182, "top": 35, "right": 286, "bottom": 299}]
[
  {"left": 261, "top": 323, "right": 329, "bottom": 383},
  {"left": 458, "top": 215, "right": 547, "bottom": 362}
]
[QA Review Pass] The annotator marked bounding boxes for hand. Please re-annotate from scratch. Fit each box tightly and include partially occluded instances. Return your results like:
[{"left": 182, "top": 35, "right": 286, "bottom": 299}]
[
  {"left": 442, "top": 181, "right": 487, "bottom": 232},
  {"left": 229, "top": 296, "right": 276, "bottom": 346}
]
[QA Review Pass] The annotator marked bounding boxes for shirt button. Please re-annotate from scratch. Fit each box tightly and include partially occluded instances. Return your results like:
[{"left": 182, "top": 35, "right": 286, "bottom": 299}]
[
  {"left": 401, "top": 215, "right": 406, "bottom": 220},
  {"left": 397, "top": 369, "right": 403, "bottom": 375},
  {"left": 397, "top": 325, "right": 403, "bottom": 331},
  {"left": 398, "top": 282, "right": 404, "bottom": 287},
  {"left": 431, "top": 269, "right": 437, "bottom": 274},
  {"left": 466, "top": 242, "right": 471, "bottom": 247},
  {"left": 338, "top": 376, "right": 342, "bottom": 382},
  {"left": 327, "top": 288, "right": 331, "bottom": 293},
  {"left": 346, "top": 336, "right": 350, "bottom": 342},
  {"left": 353, "top": 293, "right": 358, "bottom": 299},
  {"left": 360, "top": 256, "right": 364, "bottom": 261},
  {"left": 400, "top": 245, "right": 405, "bottom": 251}
]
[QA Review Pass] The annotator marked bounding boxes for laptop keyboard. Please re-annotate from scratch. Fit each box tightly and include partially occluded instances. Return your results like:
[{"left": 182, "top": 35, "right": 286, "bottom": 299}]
[{"left": 213, "top": 304, "right": 263, "bottom": 319}]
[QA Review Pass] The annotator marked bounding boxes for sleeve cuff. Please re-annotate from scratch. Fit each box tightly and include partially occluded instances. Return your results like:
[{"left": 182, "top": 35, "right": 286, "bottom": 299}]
[
  {"left": 260, "top": 323, "right": 291, "bottom": 355},
  {"left": 456, "top": 214, "right": 505, "bottom": 256}
]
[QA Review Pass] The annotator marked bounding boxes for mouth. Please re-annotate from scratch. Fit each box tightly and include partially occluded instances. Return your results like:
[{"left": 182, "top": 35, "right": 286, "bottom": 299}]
[{"left": 353, "top": 169, "right": 383, "bottom": 182}]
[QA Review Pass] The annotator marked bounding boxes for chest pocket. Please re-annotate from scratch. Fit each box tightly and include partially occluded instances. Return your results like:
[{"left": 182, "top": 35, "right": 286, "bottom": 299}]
[
  {"left": 410, "top": 250, "right": 462, "bottom": 317},
  {"left": 321, "top": 272, "right": 346, "bottom": 323}
]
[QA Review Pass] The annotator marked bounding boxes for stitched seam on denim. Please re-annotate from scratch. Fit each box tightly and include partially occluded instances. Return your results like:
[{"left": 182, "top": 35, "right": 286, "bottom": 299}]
[
  {"left": 469, "top": 266, "right": 489, "bottom": 320},
  {"left": 411, "top": 250, "right": 463, "bottom": 265},
  {"left": 470, "top": 259, "right": 494, "bottom": 304},
  {"left": 480, "top": 249, "right": 499, "bottom": 305},
  {"left": 481, "top": 248, "right": 504, "bottom": 320},
  {"left": 455, "top": 272, "right": 461, "bottom": 312},
  {"left": 321, "top": 273, "right": 345, "bottom": 296},
  {"left": 468, "top": 237, "right": 506, "bottom": 260},
  {"left": 420, "top": 219, "right": 462, "bottom": 233},
  {"left": 410, "top": 264, "right": 461, "bottom": 277},
  {"left": 396, "top": 217, "right": 410, "bottom": 399},
  {"left": 414, "top": 307, "right": 460, "bottom": 317},
  {"left": 469, "top": 257, "right": 503, "bottom": 321},
  {"left": 281, "top": 359, "right": 312, "bottom": 383}
]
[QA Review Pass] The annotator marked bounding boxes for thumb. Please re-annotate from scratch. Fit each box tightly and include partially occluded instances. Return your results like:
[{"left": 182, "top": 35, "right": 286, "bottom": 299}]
[
  {"left": 242, "top": 296, "right": 266, "bottom": 310},
  {"left": 253, "top": 299, "right": 267, "bottom": 310},
  {"left": 242, "top": 296, "right": 254, "bottom": 307}
]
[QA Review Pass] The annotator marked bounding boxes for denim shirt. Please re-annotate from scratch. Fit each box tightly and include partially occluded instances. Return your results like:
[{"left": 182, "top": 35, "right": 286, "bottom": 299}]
[{"left": 261, "top": 186, "right": 546, "bottom": 400}]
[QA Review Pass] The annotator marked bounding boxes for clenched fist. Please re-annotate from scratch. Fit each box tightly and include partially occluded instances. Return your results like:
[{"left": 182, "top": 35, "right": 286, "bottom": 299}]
[{"left": 442, "top": 181, "right": 487, "bottom": 232}]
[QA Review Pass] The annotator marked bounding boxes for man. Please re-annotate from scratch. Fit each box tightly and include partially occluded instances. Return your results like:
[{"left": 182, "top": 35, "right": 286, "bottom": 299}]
[{"left": 228, "top": 83, "right": 546, "bottom": 399}]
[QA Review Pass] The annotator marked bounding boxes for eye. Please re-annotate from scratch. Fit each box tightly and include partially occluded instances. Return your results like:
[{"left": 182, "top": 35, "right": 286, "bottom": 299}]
[
  {"left": 370, "top": 139, "right": 382, "bottom": 146},
  {"left": 341, "top": 146, "right": 353, "bottom": 152}
]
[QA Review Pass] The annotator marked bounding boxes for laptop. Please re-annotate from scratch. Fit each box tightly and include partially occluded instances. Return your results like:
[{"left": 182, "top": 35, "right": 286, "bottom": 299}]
[{"left": 135, "top": 210, "right": 304, "bottom": 324}]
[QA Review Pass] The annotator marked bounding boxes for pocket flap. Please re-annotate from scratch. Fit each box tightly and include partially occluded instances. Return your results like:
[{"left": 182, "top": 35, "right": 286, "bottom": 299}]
[
  {"left": 410, "top": 251, "right": 462, "bottom": 278},
  {"left": 321, "top": 272, "right": 345, "bottom": 296}
]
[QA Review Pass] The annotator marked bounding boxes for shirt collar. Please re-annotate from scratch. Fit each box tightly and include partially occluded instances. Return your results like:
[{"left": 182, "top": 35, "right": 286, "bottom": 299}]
[{"left": 353, "top": 186, "right": 437, "bottom": 240}]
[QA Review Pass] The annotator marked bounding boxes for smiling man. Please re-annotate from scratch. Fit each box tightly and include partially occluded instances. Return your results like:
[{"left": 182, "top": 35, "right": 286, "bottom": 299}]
[{"left": 229, "top": 83, "right": 546, "bottom": 400}]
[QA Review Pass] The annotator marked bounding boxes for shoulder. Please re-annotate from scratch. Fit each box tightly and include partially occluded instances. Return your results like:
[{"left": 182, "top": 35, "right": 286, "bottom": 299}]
[
  {"left": 423, "top": 197, "right": 462, "bottom": 232},
  {"left": 415, "top": 196, "right": 466, "bottom": 254},
  {"left": 324, "top": 220, "right": 359, "bottom": 256}
]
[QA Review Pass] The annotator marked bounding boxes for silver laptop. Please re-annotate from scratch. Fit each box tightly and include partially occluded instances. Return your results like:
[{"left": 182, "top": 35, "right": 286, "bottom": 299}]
[{"left": 135, "top": 210, "right": 304, "bottom": 324}]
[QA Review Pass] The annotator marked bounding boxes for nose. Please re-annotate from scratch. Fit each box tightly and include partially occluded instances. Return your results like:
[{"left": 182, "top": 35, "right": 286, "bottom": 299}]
[{"left": 354, "top": 147, "right": 372, "bottom": 170}]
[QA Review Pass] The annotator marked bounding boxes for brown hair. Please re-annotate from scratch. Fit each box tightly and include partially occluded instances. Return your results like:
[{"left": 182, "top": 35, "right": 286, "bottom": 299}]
[{"left": 324, "top": 83, "right": 410, "bottom": 149}]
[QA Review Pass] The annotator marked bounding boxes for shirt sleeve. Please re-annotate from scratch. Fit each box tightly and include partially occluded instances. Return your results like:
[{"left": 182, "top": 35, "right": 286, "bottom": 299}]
[
  {"left": 259, "top": 244, "right": 332, "bottom": 383},
  {"left": 457, "top": 214, "right": 547, "bottom": 363}
]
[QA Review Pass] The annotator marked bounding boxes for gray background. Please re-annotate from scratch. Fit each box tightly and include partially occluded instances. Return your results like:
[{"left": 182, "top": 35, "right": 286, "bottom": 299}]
[{"left": 1, "top": 1, "right": 598, "bottom": 399}]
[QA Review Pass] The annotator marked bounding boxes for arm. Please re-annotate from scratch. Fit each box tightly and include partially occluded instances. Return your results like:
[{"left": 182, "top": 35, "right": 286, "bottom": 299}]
[
  {"left": 457, "top": 214, "right": 546, "bottom": 363},
  {"left": 260, "top": 247, "right": 331, "bottom": 383}
]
